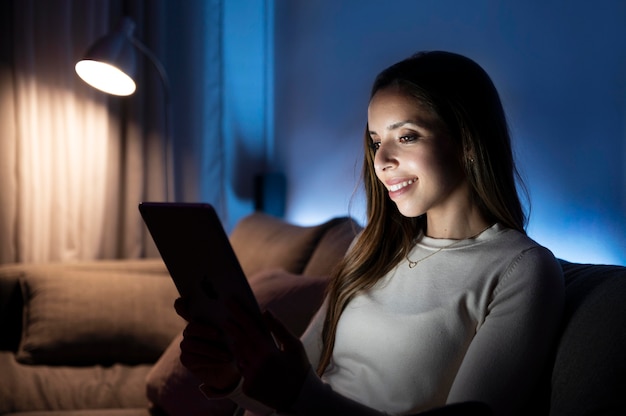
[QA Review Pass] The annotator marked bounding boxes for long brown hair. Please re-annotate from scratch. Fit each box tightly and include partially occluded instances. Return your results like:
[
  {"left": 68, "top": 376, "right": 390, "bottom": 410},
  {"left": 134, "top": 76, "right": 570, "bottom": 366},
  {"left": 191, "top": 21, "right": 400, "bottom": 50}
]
[{"left": 316, "top": 51, "right": 529, "bottom": 375}]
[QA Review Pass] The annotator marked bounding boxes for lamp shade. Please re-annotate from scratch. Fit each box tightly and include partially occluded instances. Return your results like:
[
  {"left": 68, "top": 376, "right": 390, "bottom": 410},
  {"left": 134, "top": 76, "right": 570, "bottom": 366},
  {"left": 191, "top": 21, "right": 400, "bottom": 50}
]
[{"left": 75, "top": 18, "right": 137, "bottom": 96}]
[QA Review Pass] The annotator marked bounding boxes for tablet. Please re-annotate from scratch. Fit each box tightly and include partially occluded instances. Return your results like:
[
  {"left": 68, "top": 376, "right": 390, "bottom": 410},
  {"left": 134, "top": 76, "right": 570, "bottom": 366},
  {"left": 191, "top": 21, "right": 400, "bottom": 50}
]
[{"left": 138, "top": 202, "right": 265, "bottom": 328}]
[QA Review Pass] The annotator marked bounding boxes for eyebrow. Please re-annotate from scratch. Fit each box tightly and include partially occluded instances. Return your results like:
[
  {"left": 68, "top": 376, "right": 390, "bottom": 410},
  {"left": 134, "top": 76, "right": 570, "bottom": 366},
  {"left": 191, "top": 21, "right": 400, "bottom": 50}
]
[{"left": 369, "top": 120, "right": 416, "bottom": 135}]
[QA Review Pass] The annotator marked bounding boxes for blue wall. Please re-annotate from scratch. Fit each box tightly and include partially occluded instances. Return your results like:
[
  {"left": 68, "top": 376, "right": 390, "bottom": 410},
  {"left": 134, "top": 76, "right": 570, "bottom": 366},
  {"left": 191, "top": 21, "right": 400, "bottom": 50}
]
[
  {"left": 220, "top": 0, "right": 274, "bottom": 230},
  {"left": 268, "top": 0, "right": 626, "bottom": 266}
]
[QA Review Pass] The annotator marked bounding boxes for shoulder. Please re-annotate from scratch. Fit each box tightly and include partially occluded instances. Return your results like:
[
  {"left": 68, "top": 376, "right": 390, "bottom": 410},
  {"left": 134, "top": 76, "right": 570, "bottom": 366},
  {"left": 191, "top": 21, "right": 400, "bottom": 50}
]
[
  {"left": 488, "top": 228, "right": 564, "bottom": 307},
  {"left": 485, "top": 226, "right": 561, "bottom": 272},
  {"left": 495, "top": 228, "right": 562, "bottom": 277}
]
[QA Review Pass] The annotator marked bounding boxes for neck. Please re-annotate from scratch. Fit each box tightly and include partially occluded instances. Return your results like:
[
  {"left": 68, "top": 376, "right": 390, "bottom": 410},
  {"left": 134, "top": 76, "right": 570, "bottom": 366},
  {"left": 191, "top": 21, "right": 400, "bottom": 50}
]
[{"left": 424, "top": 212, "right": 492, "bottom": 240}]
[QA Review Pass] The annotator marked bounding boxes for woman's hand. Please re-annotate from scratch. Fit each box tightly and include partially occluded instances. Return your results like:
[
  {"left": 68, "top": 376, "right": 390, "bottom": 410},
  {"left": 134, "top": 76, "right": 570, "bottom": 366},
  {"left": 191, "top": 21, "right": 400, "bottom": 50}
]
[
  {"left": 174, "top": 297, "right": 242, "bottom": 396},
  {"left": 174, "top": 295, "right": 312, "bottom": 410},
  {"left": 224, "top": 299, "right": 312, "bottom": 412}
]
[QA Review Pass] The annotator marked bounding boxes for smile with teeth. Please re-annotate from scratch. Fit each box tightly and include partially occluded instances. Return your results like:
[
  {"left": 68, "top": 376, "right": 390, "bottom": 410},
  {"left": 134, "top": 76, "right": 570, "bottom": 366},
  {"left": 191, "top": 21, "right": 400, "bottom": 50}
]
[{"left": 388, "top": 178, "right": 417, "bottom": 192}]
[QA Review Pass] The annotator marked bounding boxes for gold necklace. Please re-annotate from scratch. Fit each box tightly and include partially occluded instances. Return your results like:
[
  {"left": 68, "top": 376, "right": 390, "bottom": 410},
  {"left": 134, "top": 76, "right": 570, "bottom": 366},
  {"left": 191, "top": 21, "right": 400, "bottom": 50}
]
[{"left": 407, "top": 224, "right": 493, "bottom": 268}]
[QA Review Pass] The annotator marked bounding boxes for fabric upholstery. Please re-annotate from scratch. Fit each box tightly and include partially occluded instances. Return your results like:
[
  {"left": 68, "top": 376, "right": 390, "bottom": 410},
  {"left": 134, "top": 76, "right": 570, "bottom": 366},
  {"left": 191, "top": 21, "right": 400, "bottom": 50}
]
[
  {"left": 229, "top": 213, "right": 350, "bottom": 277},
  {"left": 550, "top": 261, "right": 626, "bottom": 415},
  {"left": 0, "top": 216, "right": 357, "bottom": 415},
  {"left": 15, "top": 262, "right": 184, "bottom": 366},
  {"left": 302, "top": 217, "right": 360, "bottom": 277},
  {"left": 249, "top": 269, "right": 329, "bottom": 337},
  {"left": 0, "top": 351, "right": 152, "bottom": 414}
]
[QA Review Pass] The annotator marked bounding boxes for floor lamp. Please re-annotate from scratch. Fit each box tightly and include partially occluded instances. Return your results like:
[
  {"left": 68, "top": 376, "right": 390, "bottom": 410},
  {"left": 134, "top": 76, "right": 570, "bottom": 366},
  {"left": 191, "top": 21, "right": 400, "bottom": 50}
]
[{"left": 75, "top": 16, "right": 173, "bottom": 202}]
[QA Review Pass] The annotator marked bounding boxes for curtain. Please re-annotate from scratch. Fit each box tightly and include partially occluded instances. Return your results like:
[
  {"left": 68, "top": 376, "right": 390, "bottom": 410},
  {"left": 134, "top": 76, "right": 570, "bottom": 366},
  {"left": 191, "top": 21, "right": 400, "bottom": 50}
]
[
  {"left": 0, "top": 0, "right": 223, "bottom": 264},
  {"left": 0, "top": 0, "right": 119, "bottom": 263}
]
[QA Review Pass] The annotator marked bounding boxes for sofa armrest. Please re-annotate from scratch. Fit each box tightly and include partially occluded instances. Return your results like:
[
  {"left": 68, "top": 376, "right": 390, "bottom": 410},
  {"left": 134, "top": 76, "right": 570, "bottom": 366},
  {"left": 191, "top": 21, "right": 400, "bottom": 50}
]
[{"left": 550, "top": 260, "right": 626, "bottom": 415}]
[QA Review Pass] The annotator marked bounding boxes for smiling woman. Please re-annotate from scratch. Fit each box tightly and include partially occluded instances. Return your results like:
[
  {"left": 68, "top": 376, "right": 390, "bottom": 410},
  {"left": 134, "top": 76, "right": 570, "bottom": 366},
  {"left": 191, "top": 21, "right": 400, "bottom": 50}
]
[{"left": 176, "top": 51, "right": 565, "bottom": 416}]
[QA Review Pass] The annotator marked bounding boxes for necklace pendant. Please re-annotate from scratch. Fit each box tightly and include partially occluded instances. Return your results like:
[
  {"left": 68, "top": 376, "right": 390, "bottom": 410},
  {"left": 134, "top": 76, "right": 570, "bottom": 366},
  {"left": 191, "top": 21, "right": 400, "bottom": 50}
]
[{"left": 408, "top": 260, "right": 417, "bottom": 268}]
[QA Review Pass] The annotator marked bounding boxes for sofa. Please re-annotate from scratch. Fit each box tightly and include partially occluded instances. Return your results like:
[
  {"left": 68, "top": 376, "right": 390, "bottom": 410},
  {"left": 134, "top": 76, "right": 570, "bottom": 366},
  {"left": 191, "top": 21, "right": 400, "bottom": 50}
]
[
  {"left": 0, "top": 212, "right": 360, "bottom": 416},
  {"left": 0, "top": 211, "right": 624, "bottom": 415}
]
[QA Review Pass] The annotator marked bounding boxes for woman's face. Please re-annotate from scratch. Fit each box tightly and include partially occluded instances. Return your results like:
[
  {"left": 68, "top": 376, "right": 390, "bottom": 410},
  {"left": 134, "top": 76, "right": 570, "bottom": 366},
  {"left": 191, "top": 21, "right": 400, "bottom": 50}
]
[{"left": 368, "top": 87, "right": 468, "bottom": 220}]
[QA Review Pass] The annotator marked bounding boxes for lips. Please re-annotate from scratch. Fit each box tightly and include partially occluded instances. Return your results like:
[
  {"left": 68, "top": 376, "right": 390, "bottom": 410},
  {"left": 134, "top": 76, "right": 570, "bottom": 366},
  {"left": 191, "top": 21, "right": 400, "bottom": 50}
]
[{"left": 387, "top": 178, "right": 417, "bottom": 192}]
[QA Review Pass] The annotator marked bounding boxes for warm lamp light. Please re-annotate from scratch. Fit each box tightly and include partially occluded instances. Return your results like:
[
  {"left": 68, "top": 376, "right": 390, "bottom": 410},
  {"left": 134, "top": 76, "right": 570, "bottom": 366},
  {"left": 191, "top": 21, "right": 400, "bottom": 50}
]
[
  {"left": 76, "top": 16, "right": 173, "bottom": 201},
  {"left": 75, "top": 17, "right": 138, "bottom": 96},
  {"left": 75, "top": 61, "right": 136, "bottom": 96}
]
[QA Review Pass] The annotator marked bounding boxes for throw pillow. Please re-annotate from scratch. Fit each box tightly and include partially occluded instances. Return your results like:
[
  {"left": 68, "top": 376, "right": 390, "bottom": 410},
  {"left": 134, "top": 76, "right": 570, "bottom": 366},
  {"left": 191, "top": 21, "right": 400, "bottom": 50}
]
[
  {"left": 146, "top": 269, "right": 330, "bottom": 416},
  {"left": 248, "top": 268, "right": 329, "bottom": 337},
  {"left": 17, "top": 268, "right": 184, "bottom": 365},
  {"left": 229, "top": 213, "right": 342, "bottom": 277}
]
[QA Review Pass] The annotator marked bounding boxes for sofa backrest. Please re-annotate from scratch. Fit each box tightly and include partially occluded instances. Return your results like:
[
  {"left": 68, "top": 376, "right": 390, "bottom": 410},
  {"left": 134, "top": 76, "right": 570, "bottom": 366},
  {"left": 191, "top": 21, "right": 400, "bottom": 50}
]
[
  {"left": 0, "top": 213, "right": 361, "bottom": 355},
  {"left": 228, "top": 212, "right": 361, "bottom": 278}
]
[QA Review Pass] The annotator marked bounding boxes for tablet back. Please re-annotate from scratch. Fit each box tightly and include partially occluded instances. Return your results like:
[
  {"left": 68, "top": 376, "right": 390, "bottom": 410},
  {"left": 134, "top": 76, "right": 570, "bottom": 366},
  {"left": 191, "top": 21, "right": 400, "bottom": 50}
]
[{"left": 138, "top": 202, "right": 263, "bottom": 326}]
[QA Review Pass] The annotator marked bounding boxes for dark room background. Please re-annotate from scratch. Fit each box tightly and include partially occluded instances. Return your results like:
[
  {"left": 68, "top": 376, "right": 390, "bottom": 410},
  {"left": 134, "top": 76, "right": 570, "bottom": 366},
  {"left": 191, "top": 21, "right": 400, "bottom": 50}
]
[{"left": 2, "top": 0, "right": 625, "bottom": 266}]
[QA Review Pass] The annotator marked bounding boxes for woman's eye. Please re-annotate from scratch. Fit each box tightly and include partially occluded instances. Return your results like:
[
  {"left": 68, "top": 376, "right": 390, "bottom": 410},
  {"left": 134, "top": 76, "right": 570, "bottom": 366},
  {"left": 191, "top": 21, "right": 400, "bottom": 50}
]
[
  {"left": 369, "top": 141, "right": 381, "bottom": 152},
  {"left": 399, "top": 135, "right": 417, "bottom": 143}
]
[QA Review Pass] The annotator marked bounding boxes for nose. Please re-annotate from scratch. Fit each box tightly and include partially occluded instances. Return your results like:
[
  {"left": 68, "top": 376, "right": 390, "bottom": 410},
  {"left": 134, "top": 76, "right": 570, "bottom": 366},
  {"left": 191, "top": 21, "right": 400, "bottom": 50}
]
[{"left": 374, "top": 144, "right": 398, "bottom": 173}]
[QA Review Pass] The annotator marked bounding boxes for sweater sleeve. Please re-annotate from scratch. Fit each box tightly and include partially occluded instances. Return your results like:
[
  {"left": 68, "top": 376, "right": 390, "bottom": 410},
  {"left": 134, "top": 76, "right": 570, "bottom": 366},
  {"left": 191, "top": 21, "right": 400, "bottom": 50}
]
[{"left": 445, "top": 246, "right": 564, "bottom": 415}]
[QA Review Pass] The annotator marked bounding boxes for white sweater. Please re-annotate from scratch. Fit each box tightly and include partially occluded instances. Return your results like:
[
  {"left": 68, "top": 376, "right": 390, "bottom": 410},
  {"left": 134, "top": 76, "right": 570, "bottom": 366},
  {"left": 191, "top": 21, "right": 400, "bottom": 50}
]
[
  {"left": 295, "top": 223, "right": 564, "bottom": 415},
  {"left": 228, "top": 224, "right": 564, "bottom": 416}
]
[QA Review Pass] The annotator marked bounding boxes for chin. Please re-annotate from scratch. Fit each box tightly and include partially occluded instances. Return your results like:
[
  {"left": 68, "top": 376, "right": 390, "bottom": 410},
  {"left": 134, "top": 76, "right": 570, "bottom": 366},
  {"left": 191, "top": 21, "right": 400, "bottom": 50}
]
[{"left": 395, "top": 204, "right": 424, "bottom": 219}]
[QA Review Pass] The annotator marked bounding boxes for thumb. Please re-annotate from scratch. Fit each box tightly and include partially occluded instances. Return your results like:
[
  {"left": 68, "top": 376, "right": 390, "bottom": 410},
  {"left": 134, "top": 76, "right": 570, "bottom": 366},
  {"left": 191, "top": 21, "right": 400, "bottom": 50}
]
[{"left": 174, "top": 297, "right": 192, "bottom": 321}]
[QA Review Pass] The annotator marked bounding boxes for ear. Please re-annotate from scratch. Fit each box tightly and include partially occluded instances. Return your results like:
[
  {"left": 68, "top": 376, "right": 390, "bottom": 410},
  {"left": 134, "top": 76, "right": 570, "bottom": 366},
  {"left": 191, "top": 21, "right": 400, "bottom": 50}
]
[{"left": 463, "top": 146, "right": 476, "bottom": 165}]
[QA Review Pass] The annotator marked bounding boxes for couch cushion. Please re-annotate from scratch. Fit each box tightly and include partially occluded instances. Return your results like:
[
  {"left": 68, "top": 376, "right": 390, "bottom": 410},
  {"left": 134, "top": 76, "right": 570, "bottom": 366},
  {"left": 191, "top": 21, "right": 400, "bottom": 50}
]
[
  {"left": 15, "top": 260, "right": 184, "bottom": 366},
  {"left": 0, "top": 351, "right": 152, "bottom": 414},
  {"left": 250, "top": 268, "right": 329, "bottom": 337},
  {"left": 229, "top": 213, "right": 349, "bottom": 277},
  {"left": 302, "top": 217, "right": 360, "bottom": 277},
  {"left": 550, "top": 261, "right": 626, "bottom": 415},
  {"left": 146, "top": 268, "right": 330, "bottom": 416}
]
